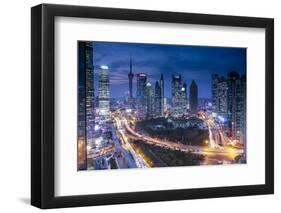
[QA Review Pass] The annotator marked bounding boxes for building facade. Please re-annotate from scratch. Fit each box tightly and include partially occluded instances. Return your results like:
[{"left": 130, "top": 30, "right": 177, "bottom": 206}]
[
  {"left": 212, "top": 75, "right": 228, "bottom": 128},
  {"left": 78, "top": 41, "right": 95, "bottom": 170},
  {"left": 189, "top": 80, "right": 198, "bottom": 114},
  {"left": 236, "top": 74, "right": 246, "bottom": 145},
  {"left": 227, "top": 71, "right": 246, "bottom": 144},
  {"left": 98, "top": 65, "right": 110, "bottom": 120},
  {"left": 211, "top": 74, "right": 219, "bottom": 112},
  {"left": 181, "top": 83, "right": 187, "bottom": 114},
  {"left": 160, "top": 74, "right": 165, "bottom": 116},
  {"left": 154, "top": 81, "right": 162, "bottom": 117},
  {"left": 171, "top": 74, "right": 183, "bottom": 117},
  {"left": 136, "top": 73, "right": 147, "bottom": 119},
  {"left": 146, "top": 82, "right": 154, "bottom": 118},
  {"left": 217, "top": 77, "right": 228, "bottom": 115}
]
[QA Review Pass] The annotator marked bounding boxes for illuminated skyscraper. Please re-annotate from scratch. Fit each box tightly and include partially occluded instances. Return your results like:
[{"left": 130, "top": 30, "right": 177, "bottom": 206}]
[
  {"left": 171, "top": 74, "right": 183, "bottom": 116},
  {"left": 211, "top": 74, "right": 219, "bottom": 112},
  {"left": 212, "top": 75, "right": 228, "bottom": 123},
  {"left": 146, "top": 82, "right": 154, "bottom": 118},
  {"left": 181, "top": 83, "right": 187, "bottom": 114},
  {"left": 212, "top": 72, "right": 246, "bottom": 144},
  {"left": 227, "top": 71, "right": 246, "bottom": 144},
  {"left": 227, "top": 71, "right": 239, "bottom": 140},
  {"left": 236, "top": 74, "right": 246, "bottom": 145},
  {"left": 136, "top": 73, "right": 147, "bottom": 97},
  {"left": 128, "top": 56, "right": 134, "bottom": 106},
  {"left": 160, "top": 74, "right": 164, "bottom": 116},
  {"left": 98, "top": 65, "right": 110, "bottom": 120},
  {"left": 189, "top": 80, "right": 198, "bottom": 114},
  {"left": 217, "top": 77, "right": 228, "bottom": 114},
  {"left": 78, "top": 41, "right": 94, "bottom": 170},
  {"left": 136, "top": 73, "right": 147, "bottom": 118},
  {"left": 163, "top": 97, "right": 168, "bottom": 112},
  {"left": 154, "top": 81, "right": 161, "bottom": 117}
]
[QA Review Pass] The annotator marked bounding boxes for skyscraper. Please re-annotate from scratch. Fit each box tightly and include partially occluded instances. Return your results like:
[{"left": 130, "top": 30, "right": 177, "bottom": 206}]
[
  {"left": 181, "top": 83, "right": 187, "bottom": 114},
  {"left": 211, "top": 74, "right": 219, "bottom": 112},
  {"left": 189, "top": 80, "right": 198, "bottom": 114},
  {"left": 160, "top": 74, "right": 164, "bottom": 116},
  {"left": 227, "top": 71, "right": 240, "bottom": 141},
  {"left": 136, "top": 73, "right": 147, "bottom": 97},
  {"left": 146, "top": 82, "right": 154, "bottom": 118},
  {"left": 78, "top": 41, "right": 95, "bottom": 170},
  {"left": 171, "top": 74, "right": 183, "bottom": 117},
  {"left": 154, "top": 81, "right": 161, "bottom": 117},
  {"left": 212, "top": 72, "right": 246, "bottom": 145},
  {"left": 212, "top": 75, "right": 228, "bottom": 125},
  {"left": 163, "top": 97, "right": 168, "bottom": 113},
  {"left": 136, "top": 73, "right": 147, "bottom": 119},
  {"left": 217, "top": 77, "right": 228, "bottom": 115},
  {"left": 98, "top": 65, "right": 110, "bottom": 120},
  {"left": 128, "top": 56, "right": 134, "bottom": 106},
  {"left": 236, "top": 74, "right": 246, "bottom": 145},
  {"left": 241, "top": 74, "right": 246, "bottom": 146}
]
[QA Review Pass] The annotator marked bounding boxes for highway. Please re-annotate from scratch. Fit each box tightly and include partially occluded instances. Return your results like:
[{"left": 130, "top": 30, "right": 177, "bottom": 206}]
[
  {"left": 112, "top": 112, "right": 243, "bottom": 155},
  {"left": 112, "top": 111, "right": 244, "bottom": 168},
  {"left": 111, "top": 125, "right": 137, "bottom": 168},
  {"left": 113, "top": 115, "right": 149, "bottom": 168}
]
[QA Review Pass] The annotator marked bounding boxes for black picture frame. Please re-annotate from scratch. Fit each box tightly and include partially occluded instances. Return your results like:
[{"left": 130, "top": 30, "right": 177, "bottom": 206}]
[{"left": 31, "top": 3, "right": 274, "bottom": 209}]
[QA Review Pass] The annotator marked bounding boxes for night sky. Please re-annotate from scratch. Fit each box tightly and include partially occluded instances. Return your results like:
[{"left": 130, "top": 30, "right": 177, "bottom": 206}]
[{"left": 92, "top": 41, "right": 246, "bottom": 99}]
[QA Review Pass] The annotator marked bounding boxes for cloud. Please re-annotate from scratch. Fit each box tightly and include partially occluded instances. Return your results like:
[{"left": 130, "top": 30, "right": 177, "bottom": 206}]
[
  {"left": 110, "top": 70, "right": 128, "bottom": 85},
  {"left": 90, "top": 41, "right": 246, "bottom": 98}
]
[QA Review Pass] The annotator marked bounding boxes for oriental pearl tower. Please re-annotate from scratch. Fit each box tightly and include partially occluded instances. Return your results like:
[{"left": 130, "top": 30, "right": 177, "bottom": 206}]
[{"left": 128, "top": 55, "right": 134, "bottom": 106}]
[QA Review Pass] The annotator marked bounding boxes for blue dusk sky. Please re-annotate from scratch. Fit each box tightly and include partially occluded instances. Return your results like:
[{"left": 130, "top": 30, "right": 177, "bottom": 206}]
[{"left": 92, "top": 41, "right": 246, "bottom": 99}]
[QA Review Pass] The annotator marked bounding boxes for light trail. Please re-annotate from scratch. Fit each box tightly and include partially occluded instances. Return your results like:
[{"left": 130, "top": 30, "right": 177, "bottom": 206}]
[
  {"left": 113, "top": 114, "right": 149, "bottom": 168},
  {"left": 122, "top": 116, "right": 243, "bottom": 155},
  {"left": 111, "top": 110, "right": 244, "bottom": 168},
  {"left": 208, "top": 124, "right": 216, "bottom": 148}
]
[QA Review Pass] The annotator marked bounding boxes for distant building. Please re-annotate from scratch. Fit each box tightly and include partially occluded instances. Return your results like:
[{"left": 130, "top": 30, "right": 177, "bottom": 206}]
[
  {"left": 78, "top": 41, "right": 95, "bottom": 170},
  {"left": 189, "top": 80, "right": 198, "bottom": 114},
  {"left": 181, "top": 83, "right": 187, "bottom": 114},
  {"left": 160, "top": 74, "right": 165, "bottom": 116},
  {"left": 154, "top": 81, "right": 162, "bottom": 117},
  {"left": 171, "top": 74, "right": 183, "bottom": 117},
  {"left": 136, "top": 73, "right": 147, "bottom": 119},
  {"left": 98, "top": 65, "right": 110, "bottom": 120},
  {"left": 128, "top": 56, "right": 134, "bottom": 106}
]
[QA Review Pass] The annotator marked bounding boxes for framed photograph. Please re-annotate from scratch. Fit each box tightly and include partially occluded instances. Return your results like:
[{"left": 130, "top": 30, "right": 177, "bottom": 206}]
[{"left": 31, "top": 4, "right": 274, "bottom": 209}]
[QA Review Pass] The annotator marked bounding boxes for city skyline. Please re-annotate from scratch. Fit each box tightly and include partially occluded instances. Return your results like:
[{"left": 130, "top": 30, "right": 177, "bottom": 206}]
[
  {"left": 92, "top": 41, "right": 246, "bottom": 99},
  {"left": 78, "top": 41, "right": 247, "bottom": 171}
]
